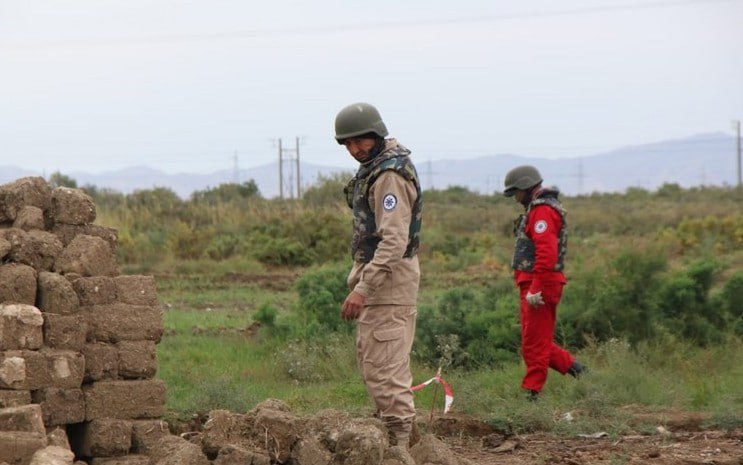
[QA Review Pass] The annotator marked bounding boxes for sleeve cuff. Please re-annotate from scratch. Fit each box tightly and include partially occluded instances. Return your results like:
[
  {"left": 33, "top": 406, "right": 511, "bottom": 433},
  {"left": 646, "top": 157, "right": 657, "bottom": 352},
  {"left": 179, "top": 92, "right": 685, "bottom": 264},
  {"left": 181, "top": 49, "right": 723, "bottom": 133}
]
[{"left": 353, "top": 283, "right": 371, "bottom": 298}]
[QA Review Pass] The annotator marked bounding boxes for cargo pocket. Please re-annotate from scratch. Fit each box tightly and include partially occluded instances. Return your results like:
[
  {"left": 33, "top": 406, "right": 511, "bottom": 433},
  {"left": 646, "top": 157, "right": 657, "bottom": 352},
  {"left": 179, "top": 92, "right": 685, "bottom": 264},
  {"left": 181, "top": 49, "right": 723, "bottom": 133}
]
[{"left": 369, "top": 326, "right": 405, "bottom": 367}]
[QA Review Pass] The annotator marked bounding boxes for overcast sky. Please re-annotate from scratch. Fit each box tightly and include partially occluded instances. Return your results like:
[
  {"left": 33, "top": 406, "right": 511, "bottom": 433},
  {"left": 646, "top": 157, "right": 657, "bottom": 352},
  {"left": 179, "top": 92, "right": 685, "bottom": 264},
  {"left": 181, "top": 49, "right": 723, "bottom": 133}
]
[{"left": 1, "top": 0, "right": 741, "bottom": 176}]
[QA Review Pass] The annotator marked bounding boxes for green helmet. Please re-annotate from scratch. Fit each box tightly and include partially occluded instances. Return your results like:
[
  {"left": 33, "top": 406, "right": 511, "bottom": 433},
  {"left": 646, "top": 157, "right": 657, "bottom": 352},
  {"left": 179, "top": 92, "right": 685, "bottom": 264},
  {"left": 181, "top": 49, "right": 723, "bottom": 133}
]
[
  {"left": 334, "top": 102, "right": 388, "bottom": 144},
  {"left": 503, "top": 165, "right": 543, "bottom": 196}
]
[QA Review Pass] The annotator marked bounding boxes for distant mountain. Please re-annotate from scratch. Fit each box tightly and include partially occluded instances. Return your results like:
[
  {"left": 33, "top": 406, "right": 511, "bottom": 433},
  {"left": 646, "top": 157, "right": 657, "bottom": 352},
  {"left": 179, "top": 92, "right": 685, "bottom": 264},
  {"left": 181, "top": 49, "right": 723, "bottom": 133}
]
[
  {"left": 1, "top": 133, "right": 738, "bottom": 197},
  {"left": 419, "top": 132, "right": 738, "bottom": 195}
]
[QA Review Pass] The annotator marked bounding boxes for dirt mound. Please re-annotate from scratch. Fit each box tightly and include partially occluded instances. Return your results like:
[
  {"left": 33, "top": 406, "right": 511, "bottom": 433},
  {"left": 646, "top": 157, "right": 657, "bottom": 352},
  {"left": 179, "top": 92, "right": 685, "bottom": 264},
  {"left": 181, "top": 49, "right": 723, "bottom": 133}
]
[
  {"left": 162, "top": 405, "right": 742, "bottom": 465},
  {"left": 170, "top": 399, "right": 472, "bottom": 465}
]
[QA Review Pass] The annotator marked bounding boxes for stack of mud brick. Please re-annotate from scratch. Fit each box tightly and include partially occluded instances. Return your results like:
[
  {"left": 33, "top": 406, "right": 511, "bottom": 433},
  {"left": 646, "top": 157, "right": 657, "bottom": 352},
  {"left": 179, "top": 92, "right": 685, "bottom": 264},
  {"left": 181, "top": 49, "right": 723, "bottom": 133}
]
[{"left": 0, "top": 177, "right": 168, "bottom": 465}]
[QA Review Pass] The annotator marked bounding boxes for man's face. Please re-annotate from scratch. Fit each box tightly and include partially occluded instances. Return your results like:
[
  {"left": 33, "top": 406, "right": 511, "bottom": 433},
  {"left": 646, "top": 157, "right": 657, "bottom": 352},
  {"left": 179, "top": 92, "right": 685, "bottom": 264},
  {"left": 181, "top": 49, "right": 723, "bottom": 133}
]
[
  {"left": 343, "top": 137, "right": 377, "bottom": 163},
  {"left": 514, "top": 189, "right": 527, "bottom": 204}
]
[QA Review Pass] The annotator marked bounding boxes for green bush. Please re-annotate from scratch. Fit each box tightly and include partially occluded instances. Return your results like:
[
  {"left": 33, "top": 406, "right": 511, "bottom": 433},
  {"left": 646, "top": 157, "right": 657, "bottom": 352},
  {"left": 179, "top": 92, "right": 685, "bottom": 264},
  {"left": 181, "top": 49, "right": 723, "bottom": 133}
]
[
  {"left": 293, "top": 263, "right": 352, "bottom": 336},
  {"left": 250, "top": 234, "right": 318, "bottom": 266},
  {"left": 253, "top": 302, "right": 278, "bottom": 327},
  {"left": 561, "top": 249, "right": 666, "bottom": 346},
  {"left": 416, "top": 283, "right": 520, "bottom": 369},
  {"left": 656, "top": 260, "right": 725, "bottom": 346}
]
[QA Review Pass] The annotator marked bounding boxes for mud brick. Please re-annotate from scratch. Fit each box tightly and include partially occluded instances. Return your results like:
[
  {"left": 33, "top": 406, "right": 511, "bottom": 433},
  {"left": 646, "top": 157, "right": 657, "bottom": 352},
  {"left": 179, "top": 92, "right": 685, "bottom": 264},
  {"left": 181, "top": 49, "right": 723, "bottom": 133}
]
[
  {"left": 149, "top": 436, "right": 210, "bottom": 465},
  {"left": 46, "top": 426, "right": 71, "bottom": 449},
  {"left": 81, "top": 342, "right": 118, "bottom": 382},
  {"left": 0, "top": 405, "right": 48, "bottom": 463},
  {"left": 13, "top": 206, "right": 45, "bottom": 231},
  {"left": 29, "top": 445, "right": 75, "bottom": 465},
  {"left": 73, "top": 276, "right": 117, "bottom": 306},
  {"left": 83, "top": 380, "right": 167, "bottom": 420},
  {"left": 114, "top": 276, "right": 158, "bottom": 306},
  {"left": 90, "top": 455, "right": 151, "bottom": 465},
  {"left": 117, "top": 341, "right": 157, "bottom": 380},
  {"left": 0, "top": 176, "right": 52, "bottom": 223},
  {"left": 0, "top": 389, "right": 31, "bottom": 408},
  {"left": 42, "top": 313, "right": 87, "bottom": 351},
  {"left": 6, "top": 229, "right": 64, "bottom": 271},
  {"left": 50, "top": 187, "right": 97, "bottom": 225},
  {"left": 0, "top": 403, "right": 46, "bottom": 433},
  {"left": 70, "top": 419, "right": 132, "bottom": 458},
  {"left": 0, "top": 350, "right": 85, "bottom": 390},
  {"left": 52, "top": 223, "right": 118, "bottom": 249},
  {"left": 0, "top": 236, "right": 10, "bottom": 258},
  {"left": 81, "top": 303, "right": 163, "bottom": 343},
  {"left": 0, "top": 304, "right": 43, "bottom": 350},
  {"left": 0, "top": 262, "right": 38, "bottom": 305},
  {"left": 32, "top": 388, "right": 85, "bottom": 426},
  {"left": 37, "top": 271, "right": 80, "bottom": 315},
  {"left": 55, "top": 235, "right": 118, "bottom": 277},
  {"left": 0, "top": 431, "right": 48, "bottom": 465},
  {"left": 130, "top": 419, "right": 169, "bottom": 455}
]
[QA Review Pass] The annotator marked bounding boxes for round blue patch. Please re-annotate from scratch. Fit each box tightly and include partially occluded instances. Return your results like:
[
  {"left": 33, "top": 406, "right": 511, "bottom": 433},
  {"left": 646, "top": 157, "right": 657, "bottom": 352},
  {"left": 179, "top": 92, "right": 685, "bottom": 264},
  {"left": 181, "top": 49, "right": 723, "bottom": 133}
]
[{"left": 383, "top": 193, "right": 397, "bottom": 211}]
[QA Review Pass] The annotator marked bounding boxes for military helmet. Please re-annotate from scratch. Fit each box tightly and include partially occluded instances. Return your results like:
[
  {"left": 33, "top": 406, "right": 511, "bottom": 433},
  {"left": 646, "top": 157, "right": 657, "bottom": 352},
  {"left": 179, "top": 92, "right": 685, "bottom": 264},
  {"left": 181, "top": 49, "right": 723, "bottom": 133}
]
[
  {"left": 334, "top": 102, "right": 388, "bottom": 144},
  {"left": 503, "top": 165, "right": 543, "bottom": 196}
]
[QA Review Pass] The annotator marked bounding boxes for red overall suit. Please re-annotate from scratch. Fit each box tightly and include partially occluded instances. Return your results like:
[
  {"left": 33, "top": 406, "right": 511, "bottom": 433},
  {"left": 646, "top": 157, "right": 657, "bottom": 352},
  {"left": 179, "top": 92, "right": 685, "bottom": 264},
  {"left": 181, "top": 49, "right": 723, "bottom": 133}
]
[{"left": 513, "top": 190, "right": 575, "bottom": 393}]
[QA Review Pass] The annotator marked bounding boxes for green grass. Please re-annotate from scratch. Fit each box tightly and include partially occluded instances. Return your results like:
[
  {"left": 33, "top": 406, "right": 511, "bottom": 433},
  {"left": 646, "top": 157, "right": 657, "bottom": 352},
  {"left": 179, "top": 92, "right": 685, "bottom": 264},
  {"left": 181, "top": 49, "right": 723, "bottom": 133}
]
[{"left": 154, "top": 269, "right": 743, "bottom": 433}]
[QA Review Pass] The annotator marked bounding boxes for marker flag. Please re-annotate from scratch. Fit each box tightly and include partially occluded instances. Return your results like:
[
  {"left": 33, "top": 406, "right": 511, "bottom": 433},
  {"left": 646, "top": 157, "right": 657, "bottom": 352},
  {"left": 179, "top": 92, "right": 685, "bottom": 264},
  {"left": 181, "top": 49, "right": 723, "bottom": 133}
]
[{"left": 411, "top": 368, "right": 454, "bottom": 414}]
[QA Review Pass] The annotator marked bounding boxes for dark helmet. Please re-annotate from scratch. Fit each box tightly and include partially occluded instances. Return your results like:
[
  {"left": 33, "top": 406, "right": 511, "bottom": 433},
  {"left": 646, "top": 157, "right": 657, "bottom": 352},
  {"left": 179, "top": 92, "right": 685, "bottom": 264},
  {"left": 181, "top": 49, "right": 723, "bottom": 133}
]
[
  {"left": 503, "top": 165, "right": 543, "bottom": 196},
  {"left": 334, "top": 102, "right": 388, "bottom": 144}
]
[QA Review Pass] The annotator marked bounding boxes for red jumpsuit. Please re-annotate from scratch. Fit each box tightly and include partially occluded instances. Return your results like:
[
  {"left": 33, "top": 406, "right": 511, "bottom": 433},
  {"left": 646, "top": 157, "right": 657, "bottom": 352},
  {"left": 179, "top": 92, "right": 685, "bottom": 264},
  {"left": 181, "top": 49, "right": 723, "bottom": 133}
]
[{"left": 514, "top": 200, "right": 574, "bottom": 393}]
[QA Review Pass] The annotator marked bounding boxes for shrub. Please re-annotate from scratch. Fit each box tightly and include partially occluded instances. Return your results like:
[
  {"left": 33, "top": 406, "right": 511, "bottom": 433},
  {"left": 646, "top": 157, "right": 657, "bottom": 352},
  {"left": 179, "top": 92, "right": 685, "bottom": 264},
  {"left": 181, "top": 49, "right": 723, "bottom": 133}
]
[
  {"left": 253, "top": 302, "right": 278, "bottom": 327},
  {"left": 293, "top": 263, "right": 352, "bottom": 336},
  {"left": 656, "top": 260, "right": 725, "bottom": 346},
  {"left": 416, "top": 283, "right": 520, "bottom": 369},
  {"left": 561, "top": 249, "right": 666, "bottom": 346}
]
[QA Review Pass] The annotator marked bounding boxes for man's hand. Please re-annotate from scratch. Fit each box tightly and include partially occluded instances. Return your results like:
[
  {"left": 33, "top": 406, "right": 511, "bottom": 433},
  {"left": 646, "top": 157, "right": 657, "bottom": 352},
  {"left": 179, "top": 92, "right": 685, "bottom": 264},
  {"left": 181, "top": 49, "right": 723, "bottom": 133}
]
[
  {"left": 341, "top": 291, "right": 366, "bottom": 320},
  {"left": 526, "top": 290, "right": 545, "bottom": 307}
]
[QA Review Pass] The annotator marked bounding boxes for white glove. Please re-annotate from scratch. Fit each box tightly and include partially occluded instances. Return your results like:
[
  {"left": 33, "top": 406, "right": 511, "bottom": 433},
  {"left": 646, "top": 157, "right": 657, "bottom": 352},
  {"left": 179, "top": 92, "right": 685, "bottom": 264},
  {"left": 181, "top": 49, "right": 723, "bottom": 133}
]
[{"left": 526, "top": 291, "right": 545, "bottom": 307}]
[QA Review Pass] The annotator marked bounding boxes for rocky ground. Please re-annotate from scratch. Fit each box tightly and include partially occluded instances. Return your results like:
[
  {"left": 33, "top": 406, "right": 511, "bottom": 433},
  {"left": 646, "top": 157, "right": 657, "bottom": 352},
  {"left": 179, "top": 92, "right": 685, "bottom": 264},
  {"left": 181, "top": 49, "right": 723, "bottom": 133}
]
[
  {"left": 445, "top": 429, "right": 742, "bottom": 465},
  {"left": 433, "top": 410, "right": 743, "bottom": 465},
  {"left": 170, "top": 402, "right": 742, "bottom": 465}
]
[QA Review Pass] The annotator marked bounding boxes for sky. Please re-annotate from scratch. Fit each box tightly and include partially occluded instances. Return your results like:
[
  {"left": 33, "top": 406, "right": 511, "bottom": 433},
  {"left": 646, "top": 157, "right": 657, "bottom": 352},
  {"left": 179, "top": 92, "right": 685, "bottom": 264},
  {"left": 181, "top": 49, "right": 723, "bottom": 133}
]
[{"left": 1, "top": 0, "right": 742, "bottom": 176}]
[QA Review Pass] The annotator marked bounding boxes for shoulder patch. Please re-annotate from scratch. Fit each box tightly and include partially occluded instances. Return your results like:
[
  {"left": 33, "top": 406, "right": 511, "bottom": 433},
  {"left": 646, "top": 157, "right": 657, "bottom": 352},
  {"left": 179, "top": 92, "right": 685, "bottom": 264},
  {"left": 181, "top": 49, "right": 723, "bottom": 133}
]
[
  {"left": 383, "top": 193, "right": 398, "bottom": 211},
  {"left": 534, "top": 220, "right": 548, "bottom": 234}
]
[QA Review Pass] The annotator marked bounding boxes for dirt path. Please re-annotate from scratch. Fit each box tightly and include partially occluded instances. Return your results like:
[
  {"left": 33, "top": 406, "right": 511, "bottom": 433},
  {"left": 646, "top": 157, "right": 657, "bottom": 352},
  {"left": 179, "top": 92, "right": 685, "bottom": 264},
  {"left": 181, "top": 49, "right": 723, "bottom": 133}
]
[
  {"left": 445, "top": 430, "right": 743, "bottom": 465},
  {"left": 415, "top": 409, "right": 743, "bottom": 465}
]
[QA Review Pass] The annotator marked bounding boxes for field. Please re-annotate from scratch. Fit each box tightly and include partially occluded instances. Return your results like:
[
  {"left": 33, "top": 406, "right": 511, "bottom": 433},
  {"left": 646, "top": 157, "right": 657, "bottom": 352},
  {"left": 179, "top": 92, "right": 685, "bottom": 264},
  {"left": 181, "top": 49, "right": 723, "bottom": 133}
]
[
  {"left": 89, "top": 179, "right": 743, "bottom": 463},
  {"left": 150, "top": 266, "right": 743, "bottom": 464}
]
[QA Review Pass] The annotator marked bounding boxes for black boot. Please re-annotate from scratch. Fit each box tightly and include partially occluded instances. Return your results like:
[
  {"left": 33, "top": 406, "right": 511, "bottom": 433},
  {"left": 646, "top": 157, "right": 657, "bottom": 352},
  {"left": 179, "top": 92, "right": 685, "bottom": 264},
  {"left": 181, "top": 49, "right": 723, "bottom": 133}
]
[
  {"left": 526, "top": 390, "right": 539, "bottom": 402},
  {"left": 568, "top": 360, "right": 587, "bottom": 378}
]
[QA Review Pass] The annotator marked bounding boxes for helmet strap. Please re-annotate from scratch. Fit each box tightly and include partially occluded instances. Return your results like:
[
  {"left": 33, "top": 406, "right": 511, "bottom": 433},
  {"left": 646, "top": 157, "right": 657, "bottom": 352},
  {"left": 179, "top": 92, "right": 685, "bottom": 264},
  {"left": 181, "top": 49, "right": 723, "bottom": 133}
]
[
  {"left": 521, "top": 184, "right": 543, "bottom": 207},
  {"left": 366, "top": 136, "right": 386, "bottom": 161}
]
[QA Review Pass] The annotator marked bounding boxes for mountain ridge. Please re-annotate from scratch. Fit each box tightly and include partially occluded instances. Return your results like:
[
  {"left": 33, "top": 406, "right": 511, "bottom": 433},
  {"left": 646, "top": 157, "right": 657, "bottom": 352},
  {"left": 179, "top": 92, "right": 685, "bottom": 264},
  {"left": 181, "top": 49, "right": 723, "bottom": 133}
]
[{"left": 1, "top": 132, "right": 738, "bottom": 198}]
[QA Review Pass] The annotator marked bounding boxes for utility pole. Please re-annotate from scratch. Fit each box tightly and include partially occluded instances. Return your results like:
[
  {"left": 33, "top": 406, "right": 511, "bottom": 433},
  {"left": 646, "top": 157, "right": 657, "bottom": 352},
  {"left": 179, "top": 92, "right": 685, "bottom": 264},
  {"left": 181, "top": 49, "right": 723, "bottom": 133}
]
[
  {"left": 277, "top": 137, "right": 302, "bottom": 199},
  {"left": 734, "top": 120, "right": 742, "bottom": 188},
  {"left": 278, "top": 139, "right": 284, "bottom": 199},
  {"left": 422, "top": 159, "right": 438, "bottom": 190},
  {"left": 232, "top": 151, "right": 239, "bottom": 184},
  {"left": 295, "top": 136, "right": 301, "bottom": 198}
]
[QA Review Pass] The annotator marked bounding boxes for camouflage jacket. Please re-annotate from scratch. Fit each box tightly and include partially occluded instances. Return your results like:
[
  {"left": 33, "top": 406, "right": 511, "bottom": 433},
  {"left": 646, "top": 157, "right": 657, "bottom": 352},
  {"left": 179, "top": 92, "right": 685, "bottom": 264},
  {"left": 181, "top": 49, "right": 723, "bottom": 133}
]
[{"left": 344, "top": 140, "right": 422, "bottom": 264}]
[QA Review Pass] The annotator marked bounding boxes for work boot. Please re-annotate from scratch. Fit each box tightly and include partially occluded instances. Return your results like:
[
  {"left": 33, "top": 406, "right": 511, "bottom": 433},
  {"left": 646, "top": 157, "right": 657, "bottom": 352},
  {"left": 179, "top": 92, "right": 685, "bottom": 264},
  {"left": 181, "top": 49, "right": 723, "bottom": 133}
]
[
  {"left": 568, "top": 360, "right": 587, "bottom": 378},
  {"left": 526, "top": 390, "right": 539, "bottom": 402}
]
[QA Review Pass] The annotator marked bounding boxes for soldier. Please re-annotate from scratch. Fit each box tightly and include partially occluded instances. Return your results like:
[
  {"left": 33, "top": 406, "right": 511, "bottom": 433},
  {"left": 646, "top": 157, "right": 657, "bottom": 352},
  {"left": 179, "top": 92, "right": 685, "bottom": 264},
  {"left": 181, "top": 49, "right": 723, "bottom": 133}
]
[
  {"left": 335, "top": 102, "right": 422, "bottom": 459},
  {"left": 504, "top": 165, "right": 585, "bottom": 401}
]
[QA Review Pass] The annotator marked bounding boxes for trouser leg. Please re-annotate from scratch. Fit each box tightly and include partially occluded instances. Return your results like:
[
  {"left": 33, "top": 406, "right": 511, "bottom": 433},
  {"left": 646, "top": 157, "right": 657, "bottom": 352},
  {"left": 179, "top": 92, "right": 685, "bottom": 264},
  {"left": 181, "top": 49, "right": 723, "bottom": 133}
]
[
  {"left": 356, "top": 305, "right": 417, "bottom": 444},
  {"left": 519, "top": 283, "right": 573, "bottom": 392}
]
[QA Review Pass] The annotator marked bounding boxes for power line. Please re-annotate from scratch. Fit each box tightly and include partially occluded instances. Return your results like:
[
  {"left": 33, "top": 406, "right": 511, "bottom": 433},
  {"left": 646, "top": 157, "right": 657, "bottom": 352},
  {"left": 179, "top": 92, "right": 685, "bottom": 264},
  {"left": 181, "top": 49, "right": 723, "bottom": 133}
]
[{"left": 3, "top": 0, "right": 736, "bottom": 49}]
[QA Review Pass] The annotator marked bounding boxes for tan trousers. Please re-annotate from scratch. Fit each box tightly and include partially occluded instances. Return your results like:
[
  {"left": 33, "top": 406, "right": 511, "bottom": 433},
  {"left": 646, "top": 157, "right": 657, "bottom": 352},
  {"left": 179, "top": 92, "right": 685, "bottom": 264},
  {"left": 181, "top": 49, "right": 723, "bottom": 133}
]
[{"left": 356, "top": 304, "right": 417, "bottom": 442}]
